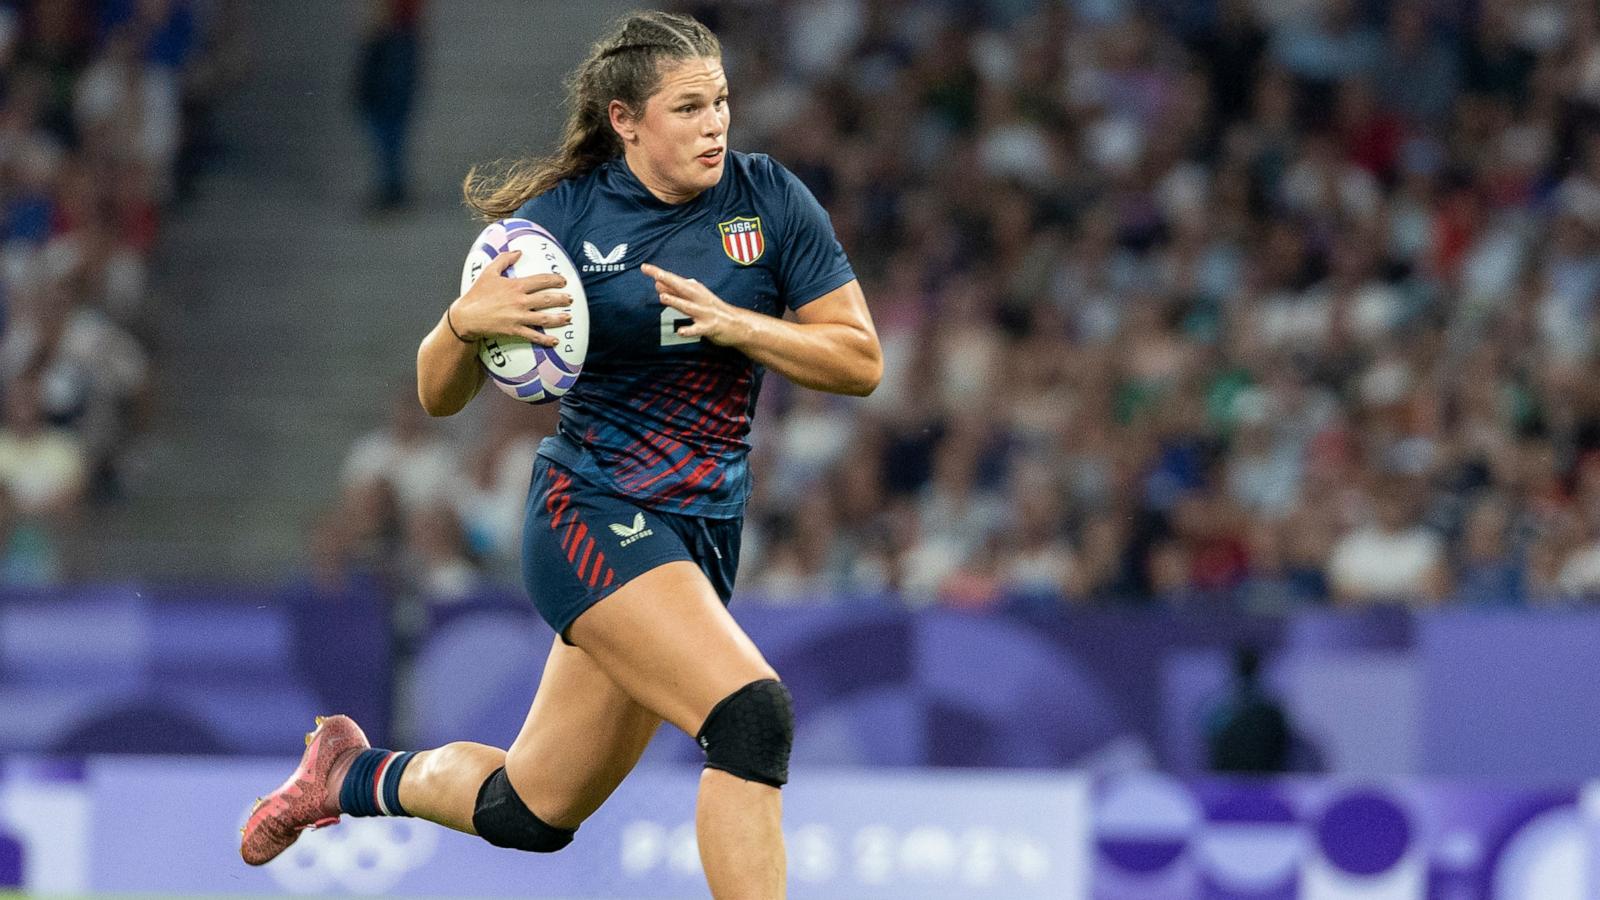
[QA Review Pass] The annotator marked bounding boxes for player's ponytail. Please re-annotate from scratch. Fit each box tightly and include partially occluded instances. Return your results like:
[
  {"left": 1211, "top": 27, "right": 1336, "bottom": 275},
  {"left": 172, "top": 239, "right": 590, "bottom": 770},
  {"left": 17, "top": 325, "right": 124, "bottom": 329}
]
[{"left": 463, "top": 11, "right": 721, "bottom": 220}]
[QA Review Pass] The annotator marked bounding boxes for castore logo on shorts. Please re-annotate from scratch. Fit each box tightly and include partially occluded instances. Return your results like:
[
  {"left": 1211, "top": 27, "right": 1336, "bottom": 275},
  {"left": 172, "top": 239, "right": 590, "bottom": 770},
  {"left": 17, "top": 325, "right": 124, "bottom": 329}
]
[{"left": 610, "top": 513, "right": 654, "bottom": 547}]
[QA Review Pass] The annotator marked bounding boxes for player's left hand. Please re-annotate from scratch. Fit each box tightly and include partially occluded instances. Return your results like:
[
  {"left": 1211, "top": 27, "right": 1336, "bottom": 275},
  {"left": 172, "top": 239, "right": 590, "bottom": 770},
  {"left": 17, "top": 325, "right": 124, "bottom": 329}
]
[{"left": 642, "top": 263, "right": 753, "bottom": 347}]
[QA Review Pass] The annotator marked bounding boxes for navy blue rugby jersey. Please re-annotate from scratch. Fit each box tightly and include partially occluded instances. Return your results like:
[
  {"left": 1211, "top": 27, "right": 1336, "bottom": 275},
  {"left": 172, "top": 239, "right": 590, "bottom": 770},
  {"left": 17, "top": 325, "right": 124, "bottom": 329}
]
[{"left": 513, "top": 151, "right": 856, "bottom": 519}]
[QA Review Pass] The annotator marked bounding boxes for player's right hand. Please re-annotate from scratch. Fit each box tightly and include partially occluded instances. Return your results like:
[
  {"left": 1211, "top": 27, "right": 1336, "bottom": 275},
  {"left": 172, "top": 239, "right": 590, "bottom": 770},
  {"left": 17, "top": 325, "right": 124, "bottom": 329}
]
[{"left": 448, "top": 249, "right": 572, "bottom": 347}]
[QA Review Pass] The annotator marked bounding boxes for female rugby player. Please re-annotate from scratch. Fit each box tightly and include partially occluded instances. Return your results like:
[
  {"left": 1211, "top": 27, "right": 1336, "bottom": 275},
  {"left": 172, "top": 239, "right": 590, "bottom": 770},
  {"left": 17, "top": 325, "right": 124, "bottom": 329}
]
[{"left": 241, "top": 11, "right": 880, "bottom": 898}]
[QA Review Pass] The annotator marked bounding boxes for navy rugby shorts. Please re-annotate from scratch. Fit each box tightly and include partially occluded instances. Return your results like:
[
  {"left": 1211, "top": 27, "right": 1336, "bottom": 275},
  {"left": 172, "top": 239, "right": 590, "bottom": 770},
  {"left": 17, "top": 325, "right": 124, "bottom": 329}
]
[{"left": 522, "top": 456, "right": 741, "bottom": 638}]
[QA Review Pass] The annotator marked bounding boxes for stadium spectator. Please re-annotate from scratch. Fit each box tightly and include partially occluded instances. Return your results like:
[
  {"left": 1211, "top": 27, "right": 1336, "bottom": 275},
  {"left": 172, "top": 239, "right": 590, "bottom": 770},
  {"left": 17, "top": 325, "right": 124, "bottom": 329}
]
[
  {"left": 451, "top": 409, "right": 546, "bottom": 573},
  {"left": 332, "top": 477, "right": 405, "bottom": 580},
  {"left": 72, "top": 24, "right": 182, "bottom": 192},
  {"left": 0, "top": 483, "right": 59, "bottom": 586},
  {"left": 0, "top": 376, "right": 85, "bottom": 520},
  {"left": 401, "top": 503, "right": 480, "bottom": 605},
  {"left": 1, "top": 256, "right": 152, "bottom": 496},
  {"left": 1204, "top": 646, "right": 1292, "bottom": 773},
  {"left": 1554, "top": 515, "right": 1600, "bottom": 599},
  {"left": 1234, "top": 521, "right": 1320, "bottom": 612},
  {"left": 341, "top": 395, "right": 460, "bottom": 514},
  {"left": 746, "top": 490, "right": 845, "bottom": 603},
  {"left": 1268, "top": 0, "right": 1380, "bottom": 87},
  {"left": 1373, "top": 3, "right": 1459, "bottom": 127},
  {"left": 303, "top": 511, "right": 369, "bottom": 598},
  {"left": 1453, "top": 495, "right": 1525, "bottom": 606},
  {"left": 352, "top": 0, "right": 424, "bottom": 213},
  {"left": 1327, "top": 479, "right": 1449, "bottom": 606},
  {"left": 993, "top": 460, "right": 1076, "bottom": 603}
]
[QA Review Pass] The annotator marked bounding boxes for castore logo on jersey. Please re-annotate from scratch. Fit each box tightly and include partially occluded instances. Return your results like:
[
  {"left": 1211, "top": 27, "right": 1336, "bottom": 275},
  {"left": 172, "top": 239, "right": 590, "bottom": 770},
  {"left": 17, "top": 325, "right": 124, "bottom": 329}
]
[{"left": 582, "top": 241, "right": 629, "bottom": 273}]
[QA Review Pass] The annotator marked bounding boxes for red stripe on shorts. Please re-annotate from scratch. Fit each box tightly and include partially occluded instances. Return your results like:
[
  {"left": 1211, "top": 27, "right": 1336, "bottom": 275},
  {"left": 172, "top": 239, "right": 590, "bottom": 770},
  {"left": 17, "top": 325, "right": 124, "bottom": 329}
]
[
  {"left": 542, "top": 465, "right": 621, "bottom": 594},
  {"left": 567, "top": 522, "right": 588, "bottom": 563},
  {"left": 546, "top": 472, "right": 572, "bottom": 530},
  {"left": 577, "top": 537, "right": 595, "bottom": 581}
]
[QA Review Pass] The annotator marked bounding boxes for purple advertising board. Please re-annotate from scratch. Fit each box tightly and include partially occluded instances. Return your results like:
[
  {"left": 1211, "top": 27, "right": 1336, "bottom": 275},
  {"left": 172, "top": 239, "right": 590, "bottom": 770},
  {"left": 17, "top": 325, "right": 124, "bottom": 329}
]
[
  {"left": 1419, "top": 613, "right": 1600, "bottom": 781},
  {"left": 2, "top": 756, "right": 1597, "bottom": 898},
  {"left": 13, "top": 586, "right": 1600, "bottom": 784},
  {"left": 1090, "top": 772, "right": 1589, "bottom": 899},
  {"left": 0, "top": 757, "right": 1090, "bottom": 898}
]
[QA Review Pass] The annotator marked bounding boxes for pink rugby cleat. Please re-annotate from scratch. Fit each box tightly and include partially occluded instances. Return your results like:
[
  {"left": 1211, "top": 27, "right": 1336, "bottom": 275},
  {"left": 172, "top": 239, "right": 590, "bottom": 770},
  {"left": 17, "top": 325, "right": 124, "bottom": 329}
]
[{"left": 239, "top": 714, "right": 369, "bottom": 866}]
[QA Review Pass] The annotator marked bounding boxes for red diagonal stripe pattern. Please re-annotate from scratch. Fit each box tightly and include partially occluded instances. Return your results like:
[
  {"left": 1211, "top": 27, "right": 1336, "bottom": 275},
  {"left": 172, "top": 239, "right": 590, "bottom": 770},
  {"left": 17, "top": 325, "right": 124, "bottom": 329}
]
[
  {"left": 542, "top": 468, "right": 615, "bottom": 593},
  {"left": 597, "top": 358, "right": 756, "bottom": 510}
]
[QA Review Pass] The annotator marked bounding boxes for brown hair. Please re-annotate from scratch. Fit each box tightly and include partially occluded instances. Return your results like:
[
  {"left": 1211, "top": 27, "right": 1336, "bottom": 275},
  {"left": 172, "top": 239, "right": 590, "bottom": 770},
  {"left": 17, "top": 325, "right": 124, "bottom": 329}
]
[{"left": 462, "top": 10, "right": 721, "bottom": 219}]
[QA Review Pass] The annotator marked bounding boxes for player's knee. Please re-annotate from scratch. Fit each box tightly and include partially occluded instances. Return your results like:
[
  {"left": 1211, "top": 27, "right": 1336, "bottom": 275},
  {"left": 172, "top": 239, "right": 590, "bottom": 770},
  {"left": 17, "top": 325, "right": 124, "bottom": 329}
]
[
  {"left": 696, "top": 678, "right": 794, "bottom": 788},
  {"left": 471, "top": 767, "right": 575, "bottom": 853}
]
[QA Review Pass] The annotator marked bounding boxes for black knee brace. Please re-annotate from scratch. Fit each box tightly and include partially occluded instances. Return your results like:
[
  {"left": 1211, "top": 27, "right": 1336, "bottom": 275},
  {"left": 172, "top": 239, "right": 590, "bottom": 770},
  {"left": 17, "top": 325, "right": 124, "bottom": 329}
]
[
  {"left": 696, "top": 678, "right": 794, "bottom": 788},
  {"left": 471, "top": 767, "right": 575, "bottom": 853}
]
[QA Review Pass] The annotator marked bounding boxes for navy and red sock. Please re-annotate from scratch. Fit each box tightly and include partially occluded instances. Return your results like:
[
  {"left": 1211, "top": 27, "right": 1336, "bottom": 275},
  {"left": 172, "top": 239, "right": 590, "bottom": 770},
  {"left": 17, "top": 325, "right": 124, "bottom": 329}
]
[{"left": 338, "top": 749, "right": 417, "bottom": 817}]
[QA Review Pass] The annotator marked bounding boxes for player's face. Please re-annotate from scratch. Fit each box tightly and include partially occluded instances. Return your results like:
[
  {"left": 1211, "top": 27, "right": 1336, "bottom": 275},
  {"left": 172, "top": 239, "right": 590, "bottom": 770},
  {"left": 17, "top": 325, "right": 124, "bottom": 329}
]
[{"left": 628, "top": 57, "right": 729, "bottom": 203}]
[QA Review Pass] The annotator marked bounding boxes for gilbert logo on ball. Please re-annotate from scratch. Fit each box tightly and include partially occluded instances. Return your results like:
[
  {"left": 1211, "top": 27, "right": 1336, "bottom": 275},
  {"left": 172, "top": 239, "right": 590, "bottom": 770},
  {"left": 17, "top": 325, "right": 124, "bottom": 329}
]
[{"left": 458, "top": 218, "right": 590, "bottom": 403}]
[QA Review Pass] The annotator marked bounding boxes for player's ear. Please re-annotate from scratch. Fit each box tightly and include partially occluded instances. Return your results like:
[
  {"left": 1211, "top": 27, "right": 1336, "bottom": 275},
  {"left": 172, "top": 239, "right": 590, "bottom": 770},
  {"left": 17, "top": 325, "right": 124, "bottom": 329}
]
[{"left": 608, "top": 99, "right": 638, "bottom": 145}]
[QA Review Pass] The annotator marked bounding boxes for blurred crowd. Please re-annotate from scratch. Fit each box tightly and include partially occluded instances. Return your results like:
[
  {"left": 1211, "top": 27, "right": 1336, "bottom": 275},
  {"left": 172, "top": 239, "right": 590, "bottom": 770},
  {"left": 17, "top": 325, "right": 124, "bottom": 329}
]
[
  {"left": 0, "top": 0, "right": 241, "bottom": 585},
  {"left": 308, "top": 395, "right": 557, "bottom": 640},
  {"left": 321, "top": 0, "right": 1600, "bottom": 616}
]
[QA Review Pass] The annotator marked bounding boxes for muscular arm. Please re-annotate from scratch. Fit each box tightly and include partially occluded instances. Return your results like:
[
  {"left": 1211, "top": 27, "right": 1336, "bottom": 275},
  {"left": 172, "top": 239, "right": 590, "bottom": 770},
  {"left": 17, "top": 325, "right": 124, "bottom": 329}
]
[
  {"left": 737, "top": 280, "right": 881, "bottom": 396},
  {"left": 417, "top": 312, "right": 487, "bottom": 417},
  {"left": 644, "top": 266, "right": 882, "bottom": 397}
]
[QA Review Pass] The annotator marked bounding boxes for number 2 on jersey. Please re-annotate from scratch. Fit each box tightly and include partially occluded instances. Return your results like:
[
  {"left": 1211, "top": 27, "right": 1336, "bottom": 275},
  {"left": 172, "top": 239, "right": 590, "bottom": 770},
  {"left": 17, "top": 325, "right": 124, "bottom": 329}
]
[{"left": 660, "top": 308, "right": 701, "bottom": 346}]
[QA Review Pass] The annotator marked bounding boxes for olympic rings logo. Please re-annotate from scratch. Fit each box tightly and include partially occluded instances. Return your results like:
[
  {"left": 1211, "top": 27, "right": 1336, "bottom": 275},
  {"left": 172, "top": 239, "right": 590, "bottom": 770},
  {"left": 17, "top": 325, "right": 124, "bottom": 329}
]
[{"left": 256, "top": 815, "right": 439, "bottom": 894}]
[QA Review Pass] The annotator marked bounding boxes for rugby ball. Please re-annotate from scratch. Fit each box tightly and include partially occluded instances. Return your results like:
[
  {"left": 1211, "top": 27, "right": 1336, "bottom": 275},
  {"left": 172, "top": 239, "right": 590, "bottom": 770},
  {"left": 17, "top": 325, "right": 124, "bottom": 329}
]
[{"left": 459, "top": 218, "right": 589, "bottom": 403}]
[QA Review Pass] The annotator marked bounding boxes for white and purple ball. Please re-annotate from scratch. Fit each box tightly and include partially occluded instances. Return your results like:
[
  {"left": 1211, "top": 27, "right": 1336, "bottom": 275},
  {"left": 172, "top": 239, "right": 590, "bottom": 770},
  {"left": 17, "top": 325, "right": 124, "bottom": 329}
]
[{"left": 458, "top": 218, "right": 589, "bottom": 403}]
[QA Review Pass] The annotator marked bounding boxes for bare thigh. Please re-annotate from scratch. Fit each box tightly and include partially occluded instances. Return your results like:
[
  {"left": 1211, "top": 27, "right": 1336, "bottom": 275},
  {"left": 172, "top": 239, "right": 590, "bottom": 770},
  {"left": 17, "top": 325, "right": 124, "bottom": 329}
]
[
  {"left": 502, "top": 636, "right": 663, "bottom": 829},
  {"left": 567, "top": 560, "right": 777, "bottom": 737}
]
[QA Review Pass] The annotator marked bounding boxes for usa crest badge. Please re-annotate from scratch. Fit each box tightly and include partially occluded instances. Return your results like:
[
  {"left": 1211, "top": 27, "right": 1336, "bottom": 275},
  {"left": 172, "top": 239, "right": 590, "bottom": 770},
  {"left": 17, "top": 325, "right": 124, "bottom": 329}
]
[{"left": 718, "top": 216, "right": 765, "bottom": 265}]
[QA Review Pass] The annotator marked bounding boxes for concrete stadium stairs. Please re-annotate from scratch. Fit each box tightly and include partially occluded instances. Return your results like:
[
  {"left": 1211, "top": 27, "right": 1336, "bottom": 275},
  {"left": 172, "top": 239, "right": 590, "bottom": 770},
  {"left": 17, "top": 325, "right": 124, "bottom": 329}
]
[{"left": 77, "top": 0, "right": 634, "bottom": 581}]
